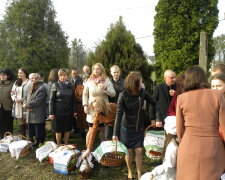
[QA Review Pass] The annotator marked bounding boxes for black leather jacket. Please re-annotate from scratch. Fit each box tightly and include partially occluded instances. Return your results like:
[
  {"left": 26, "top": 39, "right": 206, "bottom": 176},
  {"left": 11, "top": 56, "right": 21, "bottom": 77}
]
[
  {"left": 49, "top": 81, "right": 76, "bottom": 116},
  {"left": 109, "top": 77, "right": 124, "bottom": 103},
  {"left": 113, "top": 88, "right": 162, "bottom": 136}
]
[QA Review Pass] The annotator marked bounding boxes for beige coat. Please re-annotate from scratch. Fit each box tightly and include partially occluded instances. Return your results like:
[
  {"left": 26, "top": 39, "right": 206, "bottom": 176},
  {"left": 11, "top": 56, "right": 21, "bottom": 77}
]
[
  {"left": 11, "top": 79, "right": 31, "bottom": 119},
  {"left": 176, "top": 89, "right": 225, "bottom": 180},
  {"left": 82, "top": 77, "right": 115, "bottom": 123}
]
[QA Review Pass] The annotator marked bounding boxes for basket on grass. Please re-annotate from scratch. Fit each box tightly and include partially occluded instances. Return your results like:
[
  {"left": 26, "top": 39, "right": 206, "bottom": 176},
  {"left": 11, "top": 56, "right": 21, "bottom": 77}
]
[
  {"left": 99, "top": 140, "right": 126, "bottom": 167},
  {"left": 78, "top": 157, "right": 93, "bottom": 179},
  {"left": 50, "top": 144, "right": 81, "bottom": 175},
  {"left": 0, "top": 132, "right": 14, "bottom": 152},
  {"left": 18, "top": 135, "right": 32, "bottom": 157},
  {"left": 144, "top": 124, "right": 165, "bottom": 160},
  {"left": 8, "top": 135, "right": 32, "bottom": 159}
]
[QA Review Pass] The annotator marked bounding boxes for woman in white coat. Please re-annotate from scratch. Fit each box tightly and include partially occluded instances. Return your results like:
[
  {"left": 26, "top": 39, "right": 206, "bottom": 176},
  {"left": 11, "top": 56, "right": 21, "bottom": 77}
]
[
  {"left": 11, "top": 68, "right": 31, "bottom": 137},
  {"left": 82, "top": 63, "right": 115, "bottom": 146}
]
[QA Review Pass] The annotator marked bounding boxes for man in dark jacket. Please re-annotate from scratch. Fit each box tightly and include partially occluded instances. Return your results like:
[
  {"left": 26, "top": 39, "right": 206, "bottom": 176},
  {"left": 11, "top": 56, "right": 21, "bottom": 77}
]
[
  {"left": 109, "top": 65, "right": 124, "bottom": 103},
  {"left": 105, "top": 65, "right": 124, "bottom": 140},
  {"left": 69, "top": 67, "right": 83, "bottom": 88},
  {"left": 68, "top": 67, "right": 83, "bottom": 134},
  {"left": 150, "top": 70, "right": 176, "bottom": 126}
]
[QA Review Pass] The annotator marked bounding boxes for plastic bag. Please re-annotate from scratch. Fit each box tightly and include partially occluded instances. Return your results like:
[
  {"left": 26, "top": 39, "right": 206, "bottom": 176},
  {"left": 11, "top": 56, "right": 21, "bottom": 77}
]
[{"left": 36, "top": 141, "right": 57, "bottom": 162}]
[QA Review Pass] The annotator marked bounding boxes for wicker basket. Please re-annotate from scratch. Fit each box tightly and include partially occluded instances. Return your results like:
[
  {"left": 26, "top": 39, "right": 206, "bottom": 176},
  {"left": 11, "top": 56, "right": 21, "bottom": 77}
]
[
  {"left": 3, "top": 132, "right": 13, "bottom": 139},
  {"left": 144, "top": 124, "right": 164, "bottom": 159},
  {"left": 18, "top": 135, "right": 32, "bottom": 158},
  {"left": 79, "top": 158, "right": 93, "bottom": 179},
  {"left": 100, "top": 140, "right": 125, "bottom": 167}
]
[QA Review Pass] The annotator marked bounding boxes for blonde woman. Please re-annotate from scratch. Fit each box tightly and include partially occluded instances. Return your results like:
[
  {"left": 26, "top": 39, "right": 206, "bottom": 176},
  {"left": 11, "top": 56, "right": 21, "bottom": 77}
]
[
  {"left": 49, "top": 68, "right": 76, "bottom": 145},
  {"left": 11, "top": 68, "right": 31, "bottom": 137},
  {"left": 82, "top": 96, "right": 116, "bottom": 159},
  {"left": 82, "top": 63, "right": 116, "bottom": 146}
]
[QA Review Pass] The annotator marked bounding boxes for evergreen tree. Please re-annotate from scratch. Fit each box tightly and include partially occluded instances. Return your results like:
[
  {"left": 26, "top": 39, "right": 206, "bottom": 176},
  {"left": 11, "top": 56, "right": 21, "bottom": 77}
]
[
  {"left": 213, "top": 34, "right": 225, "bottom": 64},
  {"left": 0, "top": 0, "right": 69, "bottom": 76},
  {"left": 69, "top": 38, "right": 87, "bottom": 70},
  {"left": 154, "top": 0, "right": 218, "bottom": 81},
  {"left": 86, "top": 16, "right": 153, "bottom": 90}
]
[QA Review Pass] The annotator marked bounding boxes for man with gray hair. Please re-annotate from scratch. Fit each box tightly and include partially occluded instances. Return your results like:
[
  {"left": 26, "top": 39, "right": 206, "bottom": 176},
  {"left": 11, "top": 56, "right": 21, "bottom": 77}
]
[{"left": 150, "top": 70, "right": 176, "bottom": 126}]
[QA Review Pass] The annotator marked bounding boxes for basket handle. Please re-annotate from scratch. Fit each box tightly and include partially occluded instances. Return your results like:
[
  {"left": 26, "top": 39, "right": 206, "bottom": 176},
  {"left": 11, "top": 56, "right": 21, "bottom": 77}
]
[
  {"left": 144, "top": 124, "right": 156, "bottom": 137},
  {"left": 85, "top": 157, "right": 91, "bottom": 169},
  {"left": 4, "top": 132, "right": 13, "bottom": 138},
  {"left": 114, "top": 140, "right": 118, "bottom": 155},
  {"left": 60, "top": 144, "right": 77, "bottom": 155},
  {"left": 18, "top": 135, "right": 28, "bottom": 141}
]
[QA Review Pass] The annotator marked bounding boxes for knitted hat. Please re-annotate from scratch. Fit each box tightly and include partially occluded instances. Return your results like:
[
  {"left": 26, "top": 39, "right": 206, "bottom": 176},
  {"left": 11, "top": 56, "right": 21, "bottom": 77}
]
[{"left": 164, "top": 116, "right": 176, "bottom": 135}]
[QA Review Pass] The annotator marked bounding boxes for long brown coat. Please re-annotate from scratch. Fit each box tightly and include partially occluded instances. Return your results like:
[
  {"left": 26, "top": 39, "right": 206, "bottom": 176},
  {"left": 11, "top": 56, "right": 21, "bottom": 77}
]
[
  {"left": 75, "top": 84, "right": 88, "bottom": 129},
  {"left": 176, "top": 89, "right": 225, "bottom": 180}
]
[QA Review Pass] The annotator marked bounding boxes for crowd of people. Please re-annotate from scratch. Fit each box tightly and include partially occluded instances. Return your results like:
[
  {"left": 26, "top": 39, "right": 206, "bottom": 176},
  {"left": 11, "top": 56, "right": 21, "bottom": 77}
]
[{"left": 0, "top": 63, "right": 225, "bottom": 180}]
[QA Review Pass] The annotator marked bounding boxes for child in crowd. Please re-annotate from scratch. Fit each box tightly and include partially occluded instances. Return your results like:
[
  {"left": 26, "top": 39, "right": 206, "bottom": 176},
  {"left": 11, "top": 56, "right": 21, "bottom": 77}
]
[{"left": 141, "top": 117, "right": 178, "bottom": 180}]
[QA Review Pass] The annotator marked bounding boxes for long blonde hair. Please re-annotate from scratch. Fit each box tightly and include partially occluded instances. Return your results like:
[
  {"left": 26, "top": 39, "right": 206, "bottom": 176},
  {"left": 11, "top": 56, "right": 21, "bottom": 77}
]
[
  {"left": 90, "top": 63, "right": 108, "bottom": 79},
  {"left": 89, "top": 97, "right": 111, "bottom": 116}
]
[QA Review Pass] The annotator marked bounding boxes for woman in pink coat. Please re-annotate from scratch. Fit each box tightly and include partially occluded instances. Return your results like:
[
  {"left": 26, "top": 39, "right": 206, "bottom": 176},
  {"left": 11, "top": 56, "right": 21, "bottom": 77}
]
[{"left": 176, "top": 65, "right": 225, "bottom": 180}]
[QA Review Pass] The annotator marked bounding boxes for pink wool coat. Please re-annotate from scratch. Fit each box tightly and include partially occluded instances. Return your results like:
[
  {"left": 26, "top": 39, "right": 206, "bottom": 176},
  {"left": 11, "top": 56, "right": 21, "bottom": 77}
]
[{"left": 176, "top": 89, "right": 225, "bottom": 180}]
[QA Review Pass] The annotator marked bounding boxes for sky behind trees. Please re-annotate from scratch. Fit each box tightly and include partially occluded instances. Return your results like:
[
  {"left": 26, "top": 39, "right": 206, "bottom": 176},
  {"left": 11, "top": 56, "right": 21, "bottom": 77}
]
[{"left": 0, "top": 0, "right": 224, "bottom": 56}]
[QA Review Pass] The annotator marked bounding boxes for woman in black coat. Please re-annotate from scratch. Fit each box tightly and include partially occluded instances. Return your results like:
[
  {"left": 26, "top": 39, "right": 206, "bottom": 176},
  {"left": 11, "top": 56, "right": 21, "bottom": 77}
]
[
  {"left": 113, "top": 71, "right": 161, "bottom": 180},
  {"left": 49, "top": 68, "right": 76, "bottom": 145}
]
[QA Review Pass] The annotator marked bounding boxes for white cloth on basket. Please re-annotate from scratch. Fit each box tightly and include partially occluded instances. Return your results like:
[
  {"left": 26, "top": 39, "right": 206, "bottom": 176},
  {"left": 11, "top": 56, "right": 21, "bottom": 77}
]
[{"left": 8, "top": 140, "right": 30, "bottom": 159}]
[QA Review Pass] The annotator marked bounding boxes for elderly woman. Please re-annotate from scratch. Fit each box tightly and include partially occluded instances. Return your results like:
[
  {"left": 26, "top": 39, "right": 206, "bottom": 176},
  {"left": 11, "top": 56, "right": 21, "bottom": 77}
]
[
  {"left": 22, "top": 73, "right": 47, "bottom": 147},
  {"left": 82, "top": 63, "right": 115, "bottom": 146},
  {"left": 11, "top": 67, "right": 31, "bottom": 137},
  {"left": 49, "top": 68, "right": 76, "bottom": 145},
  {"left": 0, "top": 69, "right": 15, "bottom": 138}
]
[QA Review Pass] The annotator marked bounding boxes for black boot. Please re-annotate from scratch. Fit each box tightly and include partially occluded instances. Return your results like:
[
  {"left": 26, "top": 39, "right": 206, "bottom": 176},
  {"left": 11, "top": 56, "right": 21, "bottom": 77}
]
[
  {"left": 39, "top": 138, "right": 45, "bottom": 144},
  {"left": 33, "top": 138, "right": 39, "bottom": 147}
]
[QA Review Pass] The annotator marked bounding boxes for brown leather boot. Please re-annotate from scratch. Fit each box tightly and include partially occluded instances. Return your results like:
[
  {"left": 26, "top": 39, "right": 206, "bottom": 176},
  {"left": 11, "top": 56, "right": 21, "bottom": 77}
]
[{"left": 19, "top": 124, "right": 26, "bottom": 137}]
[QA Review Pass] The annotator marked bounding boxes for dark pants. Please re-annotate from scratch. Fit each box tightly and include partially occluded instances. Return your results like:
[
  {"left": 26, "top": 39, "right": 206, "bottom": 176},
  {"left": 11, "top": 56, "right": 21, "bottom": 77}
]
[
  {"left": 104, "top": 124, "right": 113, "bottom": 140},
  {"left": 0, "top": 107, "right": 13, "bottom": 138},
  {"left": 28, "top": 123, "right": 46, "bottom": 139}
]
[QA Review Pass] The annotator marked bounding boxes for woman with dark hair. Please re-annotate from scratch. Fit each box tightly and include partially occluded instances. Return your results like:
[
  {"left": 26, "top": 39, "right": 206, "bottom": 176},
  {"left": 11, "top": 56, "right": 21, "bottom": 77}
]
[
  {"left": 11, "top": 67, "right": 30, "bottom": 137},
  {"left": 176, "top": 65, "right": 225, "bottom": 180},
  {"left": 0, "top": 69, "right": 15, "bottom": 138},
  {"left": 113, "top": 71, "right": 161, "bottom": 180}
]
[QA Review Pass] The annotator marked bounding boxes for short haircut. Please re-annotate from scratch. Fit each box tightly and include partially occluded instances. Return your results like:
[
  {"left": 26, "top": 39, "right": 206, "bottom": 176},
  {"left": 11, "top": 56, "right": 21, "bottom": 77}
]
[
  {"left": 71, "top": 67, "right": 77, "bottom": 71},
  {"left": 183, "top": 65, "right": 209, "bottom": 92},
  {"left": 110, "top": 65, "right": 120, "bottom": 72},
  {"left": 58, "top": 68, "right": 69, "bottom": 76},
  {"left": 164, "top": 70, "right": 175, "bottom": 77},
  {"left": 212, "top": 64, "right": 225, "bottom": 73},
  {"left": 124, "top": 71, "right": 142, "bottom": 95}
]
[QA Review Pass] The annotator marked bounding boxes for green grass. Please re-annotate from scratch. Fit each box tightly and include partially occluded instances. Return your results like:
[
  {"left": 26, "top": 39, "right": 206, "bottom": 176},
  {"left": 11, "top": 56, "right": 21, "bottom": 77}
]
[{"left": 0, "top": 120, "right": 161, "bottom": 180}]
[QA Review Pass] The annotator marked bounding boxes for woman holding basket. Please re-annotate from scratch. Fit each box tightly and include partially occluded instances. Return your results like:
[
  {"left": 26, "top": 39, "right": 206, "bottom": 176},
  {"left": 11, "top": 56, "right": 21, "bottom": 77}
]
[{"left": 113, "top": 71, "right": 162, "bottom": 180}]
